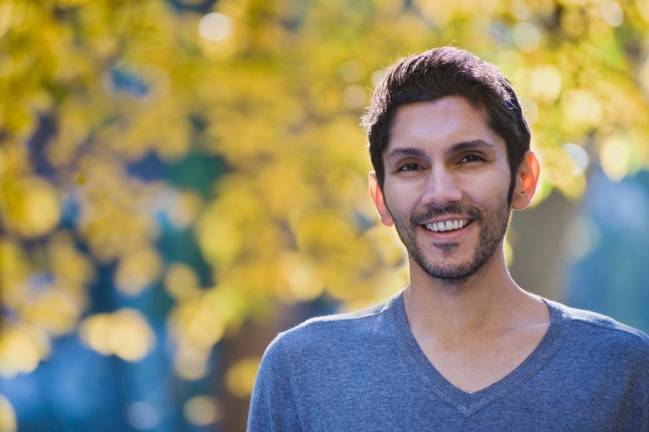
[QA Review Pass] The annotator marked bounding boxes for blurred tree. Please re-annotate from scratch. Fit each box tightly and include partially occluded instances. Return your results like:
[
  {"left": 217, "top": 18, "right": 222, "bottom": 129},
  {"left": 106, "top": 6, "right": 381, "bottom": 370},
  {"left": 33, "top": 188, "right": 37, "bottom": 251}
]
[{"left": 2, "top": 0, "right": 649, "bottom": 427}]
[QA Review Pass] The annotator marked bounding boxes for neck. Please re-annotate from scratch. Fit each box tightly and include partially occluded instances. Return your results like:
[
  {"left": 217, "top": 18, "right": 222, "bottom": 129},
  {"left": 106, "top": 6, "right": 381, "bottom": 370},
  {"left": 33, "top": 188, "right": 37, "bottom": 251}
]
[{"left": 403, "top": 248, "right": 545, "bottom": 348}]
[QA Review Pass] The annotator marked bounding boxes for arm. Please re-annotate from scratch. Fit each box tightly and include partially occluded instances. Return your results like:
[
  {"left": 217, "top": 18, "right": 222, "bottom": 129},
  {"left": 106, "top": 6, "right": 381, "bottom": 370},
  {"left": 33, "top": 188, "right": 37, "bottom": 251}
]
[{"left": 247, "top": 334, "right": 303, "bottom": 432}]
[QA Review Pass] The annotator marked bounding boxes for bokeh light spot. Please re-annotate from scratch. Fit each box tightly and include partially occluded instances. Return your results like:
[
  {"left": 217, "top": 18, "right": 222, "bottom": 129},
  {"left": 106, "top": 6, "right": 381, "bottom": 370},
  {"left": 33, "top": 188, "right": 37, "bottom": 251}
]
[
  {"left": 128, "top": 401, "right": 160, "bottom": 430},
  {"left": 80, "top": 309, "right": 154, "bottom": 361},
  {"left": 198, "top": 13, "right": 233, "bottom": 42},
  {"left": 600, "top": 135, "right": 630, "bottom": 182},
  {"left": 0, "top": 395, "right": 16, "bottom": 432},
  {"left": 0, "top": 324, "right": 50, "bottom": 377},
  {"left": 184, "top": 396, "right": 219, "bottom": 426},
  {"left": 512, "top": 22, "right": 542, "bottom": 51},
  {"left": 226, "top": 356, "right": 260, "bottom": 398},
  {"left": 563, "top": 143, "right": 590, "bottom": 175},
  {"left": 1, "top": 177, "right": 60, "bottom": 237},
  {"left": 164, "top": 263, "right": 201, "bottom": 301},
  {"left": 599, "top": 1, "right": 623, "bottom": 27},
  {"left": 530, "top": 65, "right": 562, "bottom": 101}
]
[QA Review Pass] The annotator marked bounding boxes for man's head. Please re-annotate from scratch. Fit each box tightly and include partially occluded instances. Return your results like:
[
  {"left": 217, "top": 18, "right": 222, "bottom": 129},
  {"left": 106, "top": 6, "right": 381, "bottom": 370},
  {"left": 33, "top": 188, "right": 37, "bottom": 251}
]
[
  {"left": 362, "top": 46, "right": 531, "bottom": 203},
  {"left": 363, "top": 47, "right": 539, "bottom": 282}
]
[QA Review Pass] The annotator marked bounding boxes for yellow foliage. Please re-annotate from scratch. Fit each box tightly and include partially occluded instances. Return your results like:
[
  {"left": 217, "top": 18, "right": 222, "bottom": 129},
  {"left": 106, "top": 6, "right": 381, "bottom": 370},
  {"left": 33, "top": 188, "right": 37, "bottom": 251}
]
[
  {"left": 47, "top": 232, "right": 96, "bottom": 291},
  {"left": 0, "top": 239, "right": 30, "bottom": 309},
  {"left": 49, "top": 100, "right": 93, "bottom": 168},
  {"left": 114, "top": 95, "right": 192, "bottom": 161},
  {"left": 76, "top": 157, "right": 159, "bottom": 261},
  {"left": 169, "top": 296, "right": 226, "bottom": 349},
  {"left": 599, "top": 134, "right": 632, "bottom": 182},
  {"left": 184, "top": 395, "right": 220, "bottom": 426},
  {"left": 277, "top": 251, "right": 324, "bottom": 301},
  {"left": 363, "top": 224, "right": 406, "bottom": 268},
  {"left": 537, "top": 146, "right": 587, "bottom": 199},
  {"left": 529, "top": 65, "right": 562, "bottom": 102},
  {"left": 195, "top": 200, "right": 244, "bottom": 268},
  {"left": 164, "top": 262, "right": 202, "bottom": 301},
  {"left": 4, "top": 0, "right": 649, "bottom": 378},
  {"left": 115, "top": 245, "right": 162, "bottom": 296},
  {"left": 0, "top": 176, "right": 60, "bottom": 237},
  {"left": 226, "top": 356, "right": 260, "bottom": 398},
  {"left": 168, "top": 191, "right": 203, "bottom": 228},
  {"left": 0, "top": 395, "right": 16, "bottom": 432},
  {"left": 79, "top": 309, "right": 154, "bottom": 361},
  {"left": 21, "top": 286, "right": 81, "bottom": 336},
  {"left": 562, "top": 89, "right": 603, "bottom": 133},
  {"left": 0, "top": 324, "right": 50, "bottom": 377},
  {"left": 173, "top": 342, "right": 210, "bottom": 380}
]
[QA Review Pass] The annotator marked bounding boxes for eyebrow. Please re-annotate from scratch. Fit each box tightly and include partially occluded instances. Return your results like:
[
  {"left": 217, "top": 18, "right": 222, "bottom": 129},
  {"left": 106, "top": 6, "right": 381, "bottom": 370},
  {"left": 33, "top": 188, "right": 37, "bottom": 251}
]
[
  {"left": 386, "top": 139, "right": 496, "bottom": 161},
  {"left": 385, "top": 147, "right": 428, "bottom": 160},
  {"left": 450, "top": 139, "right": 496, "bottom": 153}
]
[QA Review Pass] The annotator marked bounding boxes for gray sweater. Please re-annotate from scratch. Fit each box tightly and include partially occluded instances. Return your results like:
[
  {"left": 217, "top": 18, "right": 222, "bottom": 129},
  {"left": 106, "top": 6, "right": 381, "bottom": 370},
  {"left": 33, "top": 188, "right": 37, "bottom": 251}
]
[{"left": 248, "top": 291, "right": 649, "bottom": 431}]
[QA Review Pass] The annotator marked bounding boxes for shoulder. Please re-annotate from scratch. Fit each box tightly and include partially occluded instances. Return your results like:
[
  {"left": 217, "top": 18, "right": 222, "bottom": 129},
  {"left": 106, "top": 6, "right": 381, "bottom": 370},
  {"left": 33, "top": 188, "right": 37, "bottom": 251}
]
[
  {"left": 265, "top": 295, "right": 397, "bottom": 363},
  {"left": 549, "top": 299, "right": 649, "bottom": 363}
]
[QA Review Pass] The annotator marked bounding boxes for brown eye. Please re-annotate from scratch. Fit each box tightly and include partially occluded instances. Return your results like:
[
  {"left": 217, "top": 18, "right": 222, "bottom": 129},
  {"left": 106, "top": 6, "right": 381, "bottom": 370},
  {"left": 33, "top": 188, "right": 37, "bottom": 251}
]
[
  {"left": 398, "top": 163, "right": 422, "bottom": 172},
  {"left": 459, "top": 154, "right": 485, "bottom": 164}
]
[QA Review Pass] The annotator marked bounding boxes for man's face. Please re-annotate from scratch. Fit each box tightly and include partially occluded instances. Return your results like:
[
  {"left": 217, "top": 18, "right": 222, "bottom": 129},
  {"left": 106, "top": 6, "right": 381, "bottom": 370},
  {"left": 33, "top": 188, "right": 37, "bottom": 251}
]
[{"left": 371, "top": 96, "right": 514, "bottom": 281}]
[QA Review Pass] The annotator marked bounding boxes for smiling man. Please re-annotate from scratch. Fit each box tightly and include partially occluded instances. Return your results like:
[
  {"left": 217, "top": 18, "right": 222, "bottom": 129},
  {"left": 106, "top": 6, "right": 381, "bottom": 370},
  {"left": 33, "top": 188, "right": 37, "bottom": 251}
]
[{"left": 248, "top": 47, "right": 649, "bottom": 431}]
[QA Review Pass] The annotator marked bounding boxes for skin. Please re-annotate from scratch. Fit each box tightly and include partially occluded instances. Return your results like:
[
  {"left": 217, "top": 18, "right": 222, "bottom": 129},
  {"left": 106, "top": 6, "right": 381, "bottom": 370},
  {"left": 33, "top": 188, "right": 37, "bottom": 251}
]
[{"left": 369, "top": 96, "right": 547, "bottom": 393}]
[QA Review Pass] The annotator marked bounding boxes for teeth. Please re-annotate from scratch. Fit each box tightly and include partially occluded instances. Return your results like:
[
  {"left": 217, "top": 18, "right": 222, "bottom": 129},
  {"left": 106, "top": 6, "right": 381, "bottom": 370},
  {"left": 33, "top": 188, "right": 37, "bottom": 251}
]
[{"left": 425, "top": 219, "right": 469, "bottom": 233}]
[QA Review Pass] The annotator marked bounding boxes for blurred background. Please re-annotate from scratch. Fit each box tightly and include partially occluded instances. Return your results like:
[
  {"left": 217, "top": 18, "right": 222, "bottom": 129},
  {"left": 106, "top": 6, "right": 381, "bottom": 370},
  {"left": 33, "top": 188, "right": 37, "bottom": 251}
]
[{"left": 1, "top": 0, "right": 649, "bottom": 430}]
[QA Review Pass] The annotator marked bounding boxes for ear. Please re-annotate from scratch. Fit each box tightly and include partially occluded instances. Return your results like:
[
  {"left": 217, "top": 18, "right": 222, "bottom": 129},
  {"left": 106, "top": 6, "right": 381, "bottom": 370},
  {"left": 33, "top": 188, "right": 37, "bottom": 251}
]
[
  {"left": 368, "top": 172, "right": 394, "bottom": 227},
  {"left": 511, "top": 151, "right": 541, "bottom": 210}
]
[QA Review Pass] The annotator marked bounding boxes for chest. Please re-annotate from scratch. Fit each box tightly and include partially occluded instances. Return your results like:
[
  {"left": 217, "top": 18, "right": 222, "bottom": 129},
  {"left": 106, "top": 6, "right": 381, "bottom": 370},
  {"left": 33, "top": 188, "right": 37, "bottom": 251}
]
[
  {"left": 297, "top": 369, "right": 644, "bottom": 432},
  {"left": 417, "top": 327, "right": 548, "bottom": 393}
]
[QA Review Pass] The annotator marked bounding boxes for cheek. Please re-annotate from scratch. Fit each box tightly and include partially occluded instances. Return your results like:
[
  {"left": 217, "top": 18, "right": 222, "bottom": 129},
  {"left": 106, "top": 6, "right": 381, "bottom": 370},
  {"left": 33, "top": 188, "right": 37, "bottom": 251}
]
[
  {"left": 462, "top": 171, "right": 511, "bottom": 205},
  {"left": 383, "top": 185, "right": 419, "bottom": 215},
  {"left": 387, "top": 181, "right": 418, "bottom": 195}
]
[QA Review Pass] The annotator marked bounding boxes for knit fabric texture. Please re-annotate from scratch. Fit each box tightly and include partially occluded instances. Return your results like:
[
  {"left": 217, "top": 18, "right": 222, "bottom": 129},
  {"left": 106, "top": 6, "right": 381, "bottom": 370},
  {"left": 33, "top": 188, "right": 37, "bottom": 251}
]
[{"left": 248, "top": 291, "right": 649, "bottom": 431}]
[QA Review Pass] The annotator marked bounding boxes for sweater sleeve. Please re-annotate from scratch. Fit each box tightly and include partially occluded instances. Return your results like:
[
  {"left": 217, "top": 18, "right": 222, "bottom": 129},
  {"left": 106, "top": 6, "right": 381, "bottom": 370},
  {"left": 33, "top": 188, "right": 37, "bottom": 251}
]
[{"left": 247, "top": 333, "right": 303, "bottom": 432}]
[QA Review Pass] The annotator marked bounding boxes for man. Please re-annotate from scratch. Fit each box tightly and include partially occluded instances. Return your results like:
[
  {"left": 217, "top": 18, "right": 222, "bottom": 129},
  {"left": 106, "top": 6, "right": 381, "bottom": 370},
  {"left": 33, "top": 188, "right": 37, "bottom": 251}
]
[{"left": 247, "top": 47, "right": 649, "bottom": 431}]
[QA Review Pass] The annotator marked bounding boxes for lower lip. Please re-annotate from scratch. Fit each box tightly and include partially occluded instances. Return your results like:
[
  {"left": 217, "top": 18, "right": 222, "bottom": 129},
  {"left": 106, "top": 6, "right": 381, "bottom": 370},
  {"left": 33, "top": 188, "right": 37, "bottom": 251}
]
[{"left": 419, "top": 221, "right": 474, "bottom": 241}]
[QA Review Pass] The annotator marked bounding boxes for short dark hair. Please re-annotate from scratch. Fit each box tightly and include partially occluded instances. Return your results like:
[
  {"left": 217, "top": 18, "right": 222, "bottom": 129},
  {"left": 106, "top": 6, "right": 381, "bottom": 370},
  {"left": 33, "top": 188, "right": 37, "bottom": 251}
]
[{"left": 361, "top": 47, "right": 531, "bottom": 203}]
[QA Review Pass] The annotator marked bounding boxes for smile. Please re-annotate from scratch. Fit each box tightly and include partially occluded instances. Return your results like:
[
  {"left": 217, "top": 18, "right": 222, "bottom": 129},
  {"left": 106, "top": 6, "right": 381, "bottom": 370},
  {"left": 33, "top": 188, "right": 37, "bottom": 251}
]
[{"left": 423, "top": 219, "right": 472, "bottom": 233}]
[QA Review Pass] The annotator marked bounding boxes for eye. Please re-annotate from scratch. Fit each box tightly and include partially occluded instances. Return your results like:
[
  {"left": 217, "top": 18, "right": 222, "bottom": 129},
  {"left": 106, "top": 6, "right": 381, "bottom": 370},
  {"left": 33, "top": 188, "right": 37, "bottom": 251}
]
[
  {"left": 459, "top": 153, "right": 485, "bottom": 164},
  {"left": 397, "top": 163, "right": 422, "bottom": 172}
]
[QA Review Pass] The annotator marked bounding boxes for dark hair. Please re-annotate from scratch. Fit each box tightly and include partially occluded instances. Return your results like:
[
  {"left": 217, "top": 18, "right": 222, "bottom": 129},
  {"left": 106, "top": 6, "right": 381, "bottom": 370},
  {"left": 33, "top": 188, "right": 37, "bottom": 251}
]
[{"left": 361, "top": 47, "right": 530, "bottom": 203}]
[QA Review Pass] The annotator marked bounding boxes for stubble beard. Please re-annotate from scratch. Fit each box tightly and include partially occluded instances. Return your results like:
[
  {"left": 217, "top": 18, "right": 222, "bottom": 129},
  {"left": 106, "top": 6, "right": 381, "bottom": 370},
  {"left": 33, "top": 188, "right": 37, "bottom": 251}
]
[{"left": 389, "top": 199, "right": 511, "bottom": 283}]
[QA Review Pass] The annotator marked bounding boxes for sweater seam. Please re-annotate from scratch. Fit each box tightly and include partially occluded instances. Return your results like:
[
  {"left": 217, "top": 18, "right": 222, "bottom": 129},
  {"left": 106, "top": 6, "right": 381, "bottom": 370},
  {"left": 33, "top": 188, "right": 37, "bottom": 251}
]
[
  {"left": 290, "top": 300, "right": 395, "bottom": 330},
  {"left": 567, "top": 318, "right": 649, "bottom": 349}
]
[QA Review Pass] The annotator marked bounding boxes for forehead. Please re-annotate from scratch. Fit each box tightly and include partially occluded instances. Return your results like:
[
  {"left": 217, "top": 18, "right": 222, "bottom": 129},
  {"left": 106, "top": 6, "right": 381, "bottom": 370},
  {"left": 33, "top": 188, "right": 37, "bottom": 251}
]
[{"left": 387, "top": 96, "right": 505, "bottom": 154}]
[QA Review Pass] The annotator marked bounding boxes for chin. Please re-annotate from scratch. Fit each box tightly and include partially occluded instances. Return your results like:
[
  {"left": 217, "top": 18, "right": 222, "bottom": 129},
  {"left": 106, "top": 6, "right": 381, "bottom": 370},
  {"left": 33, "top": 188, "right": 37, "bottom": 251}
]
[
  {"left": 423, "top": 264, "right": 481, "bottom": 282},
  {"left": 413, "top": 248, "right": 494, "bottom": 283}
]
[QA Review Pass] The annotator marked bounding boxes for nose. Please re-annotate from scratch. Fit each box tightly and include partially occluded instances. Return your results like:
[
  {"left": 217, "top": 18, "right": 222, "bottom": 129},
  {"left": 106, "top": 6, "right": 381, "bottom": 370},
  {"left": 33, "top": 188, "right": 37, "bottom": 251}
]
[{"left": 420, "top": 165, "right": 463, "bottom": 206}]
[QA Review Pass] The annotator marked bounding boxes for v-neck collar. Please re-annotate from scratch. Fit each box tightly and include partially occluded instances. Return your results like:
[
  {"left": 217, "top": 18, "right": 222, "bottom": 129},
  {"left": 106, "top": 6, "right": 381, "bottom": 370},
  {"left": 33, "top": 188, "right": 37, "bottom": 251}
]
[{"left": 390, "top": 290, "right": 566, "bottom": 416}]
